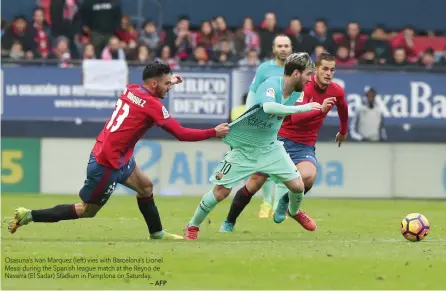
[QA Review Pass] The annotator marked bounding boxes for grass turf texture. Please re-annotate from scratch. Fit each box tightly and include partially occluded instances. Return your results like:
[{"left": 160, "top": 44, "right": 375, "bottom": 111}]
[{"left": 2, "top": 194, "right": 446, "bottom": 290}]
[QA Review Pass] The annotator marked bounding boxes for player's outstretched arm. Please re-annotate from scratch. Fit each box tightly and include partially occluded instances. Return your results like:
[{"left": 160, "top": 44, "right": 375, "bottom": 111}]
[
  {"left": 161, "top": 118, "right": 229, "bottom": 141},
  {"left": 336, "top": 94, "right": 349, "bottom": 135},
  {"left": 263, "top": 101, "right": 321, "bottom": 116}
]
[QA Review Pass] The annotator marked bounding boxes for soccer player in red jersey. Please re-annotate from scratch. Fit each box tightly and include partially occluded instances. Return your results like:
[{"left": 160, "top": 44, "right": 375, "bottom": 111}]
[
  {"left": 220, "top": 53, "right": 348, "bottom": 232},
  {"left": 8, "top": 61, "right": 230, "bottom": 240}
]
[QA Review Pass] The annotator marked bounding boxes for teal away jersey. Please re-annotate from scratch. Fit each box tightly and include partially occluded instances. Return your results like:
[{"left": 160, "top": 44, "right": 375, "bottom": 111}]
[
  {"left": 247, "top": 60, "right": 284, "bottom": 107},
  {"left": 224, "top": 76, "right": 302, "bottom": 148}
]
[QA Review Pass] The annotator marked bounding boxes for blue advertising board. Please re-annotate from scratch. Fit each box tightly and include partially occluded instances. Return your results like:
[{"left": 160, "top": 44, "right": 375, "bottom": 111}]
[
  {"left": 1, "top": 66, "right": 445, "bottom": 142},
  {"left": 232, "top": 69, "right": 446, "bottom": 126},
  {"left": 1, "top": 67, "right": 232, "bottom": 123}
]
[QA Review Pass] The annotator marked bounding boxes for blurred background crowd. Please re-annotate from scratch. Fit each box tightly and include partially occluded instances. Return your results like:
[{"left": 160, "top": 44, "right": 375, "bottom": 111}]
[{"left": 2, "top": 0, "right": 446, "bottom": 69}]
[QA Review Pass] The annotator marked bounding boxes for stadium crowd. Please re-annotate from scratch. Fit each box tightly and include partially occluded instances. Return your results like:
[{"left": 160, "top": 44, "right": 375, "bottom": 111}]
[{"left": 1, "top": 0, "right": 446, "bottom": 69}]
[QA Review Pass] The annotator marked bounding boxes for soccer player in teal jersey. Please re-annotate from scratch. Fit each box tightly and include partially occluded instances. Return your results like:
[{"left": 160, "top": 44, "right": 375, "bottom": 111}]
[
  {"left": 246, "top": 35, "right": 293, "bottom": 217},
  {"left": 246, "top": 34, "right": 292, "bottom": 108},
  {"left": 184, "top": 53, "right": 335, "bottom": 240}
]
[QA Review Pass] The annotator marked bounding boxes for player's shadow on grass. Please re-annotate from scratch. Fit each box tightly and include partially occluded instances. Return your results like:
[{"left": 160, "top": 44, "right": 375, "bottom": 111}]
[{"left": 2, "top": 234, "right": 308, "bottom": 244}]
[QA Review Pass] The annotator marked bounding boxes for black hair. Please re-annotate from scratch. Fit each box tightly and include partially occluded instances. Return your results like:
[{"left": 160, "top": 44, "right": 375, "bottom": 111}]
[{"left": 142, "top": 61, "right": 172, "bottom": 81}]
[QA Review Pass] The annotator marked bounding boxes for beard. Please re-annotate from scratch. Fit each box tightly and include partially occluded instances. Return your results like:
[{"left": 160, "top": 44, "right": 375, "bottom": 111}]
[
  {"left": 294, "top": 77, "right": 305, "bottom": 92},
  {"left": 275, "top": 52, "right": 289, "bottom": 61},
  {"left": 155, "top": 86, "right": 166, "bottom": 98}
]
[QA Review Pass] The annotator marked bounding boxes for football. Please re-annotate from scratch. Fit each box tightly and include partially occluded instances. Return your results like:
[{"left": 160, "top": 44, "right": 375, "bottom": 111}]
[{"left": 401, "top": 213, "right": 430, "bottom": 242}]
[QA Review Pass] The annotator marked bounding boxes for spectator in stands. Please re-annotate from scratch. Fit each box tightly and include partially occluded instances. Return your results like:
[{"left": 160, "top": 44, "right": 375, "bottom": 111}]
[
  {"left": 2, "top": 16, "right": 35, "bottom": 59},
  {"left": 138, "top": 20, "right": 160, "bottom": 53},
  {"left": 210, "top": 16, "right": 218, "bottom": 31},
  {"left": 391, "top": 26, "right": 419, "bottom": 63},
  {"left": 80, "top": 0, "right": 122, "bottom": 57},
  {"left": 359, "top": 46, "right": 378, "bottom": 65},
  {"left": 238, "top": 48, "right": 260, "bottom": 67},
  {"left": 259, "top": 12, "right": 280, "bottom": 59},
  {"left": 335, "top": 45, "right": 357, "bottom": 66},
  {"left": 1, "top": 20, "right": 6, "bottom": 37},
  {"left": 366, "top": 25, "right": 392, "bottom": 64},
  {"left": 286, "top": 18, "right": 315, "bottom": 55},
  {"left": 195, "top": 20, "right": 215, "bottom": 54},
  {"left": 213, "top": 38, "right": 236, "bottom": 64},
  {"left": 389, "top": 47, "right": 408, "bottom": 66},
  {"left": 49, "top": 36, "right": 71, "bottom": 67},
  {"left": 313, "top": 45, "right": 327, "bottom": 62},
  {"left": 82, "top": 43, "right": 96, "bottom": 59},
  {"left": 32, "top": 7, "right": 51, "bottom": 59},
  {"left": 337, "top": 21, "right": 367, "bottom": 59},
  {"left": 164, "top": 15, "right": 193, "bottom": 61},
  {"left": 115, "top": 15, "right": 137, "bottom": 50},
  {"left": 50, "top": 0, "right": 81, "bottom": 59},
  {"left": 101, "top": 35, "right": 125, "bottom": 60},
  {"left": 9, "top": 41, "right": 25, "bottom": 60},
  {"left": 213, "top": 16, "right": 234, "bottom": 48},
  {"left": 439, "top": 48, "right": 446, "bottom": 66},
  {"left": 133, "top": 44, "right": 151, "bottom": 65},
  {"left": 309, "top": 19, "right": 336, "bottom": 54},
  {"left": 184, "top": 44, "right": 210, "bottom": 66},
  {"left": 419, "top": 48, "right": 437, "bottom": 69},
  {"left": 350, "top": 87, "right": 387, "bottom": 142},
  {"left": 156, "top": 44, "right": 179, "bottom": 69},
  {"left": 234, "top": 17, "right": 260, "bottom": 58}
]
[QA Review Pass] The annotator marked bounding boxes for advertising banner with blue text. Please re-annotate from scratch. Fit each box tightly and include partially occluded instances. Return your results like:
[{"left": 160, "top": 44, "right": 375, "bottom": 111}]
[
  {"left": 40, "top": 138, "right": 446, "bottom": 198},
  {"left": 1, "top": 67, "right": 231, "bottom": 123},
  {"left": 232, "top": 69, "right": 446, "bottom": 126}
]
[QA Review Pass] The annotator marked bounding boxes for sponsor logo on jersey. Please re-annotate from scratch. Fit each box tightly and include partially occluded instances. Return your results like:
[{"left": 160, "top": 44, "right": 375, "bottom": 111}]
[
  {"left": 162, "top": 106, "right": 170, "bottom": 119},
  {"left": 266, "top": 88, "right": 275, "bottom": 98},
  {"left": 169, "top": 73, "right": 229, "bottom": 119},
  {"left": 247, "top": 115, "right": 274, "bottom": 129}
]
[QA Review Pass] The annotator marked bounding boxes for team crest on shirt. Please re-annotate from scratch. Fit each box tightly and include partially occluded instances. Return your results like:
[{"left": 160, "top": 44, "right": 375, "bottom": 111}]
[
  {"left": 266, "top": 88, "right": 275, "bottom": 97},
  {"left": 215, "top": 172, "right": 223, "bottom": 180},
  {"left": 162, "top": 106, "right": 170, "bottom": 119}
]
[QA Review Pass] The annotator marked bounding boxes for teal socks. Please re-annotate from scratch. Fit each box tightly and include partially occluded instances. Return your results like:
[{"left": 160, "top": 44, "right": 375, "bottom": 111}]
[{"left": 189, "top": 190, "right": 219, "bottom": 227}]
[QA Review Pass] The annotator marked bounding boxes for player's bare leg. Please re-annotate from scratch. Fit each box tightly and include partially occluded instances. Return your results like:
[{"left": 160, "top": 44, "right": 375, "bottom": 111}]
[
  {"left": 8, "top": 201, "right": 101, "bottom": 234},
  {"left": 277, "top": 176, "right": 317, "bottom": 231},
  {"left": 298, "top": 161, "right": 318, "bottom": 195},
  {"left": 264, "top": 162, "right": 316, "bottom": 219},
  {"left": 123, "top": 164, "right": 182, "bottom": 240},
  {"left": 273, "top": 162, "right": 317, "bottom": 230},
  {"left": 185, "top": 185, "right": 232, "bottom": 240},
  {"left": 220, "top": 173, "right": 268, "bottom": 232}
]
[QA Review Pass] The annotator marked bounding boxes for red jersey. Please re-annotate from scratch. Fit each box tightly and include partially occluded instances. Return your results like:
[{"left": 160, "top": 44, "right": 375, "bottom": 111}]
[
  {"left": 93, "top": 84, "right": 216, "bottom": 169},
  {"left": 278, "top": 76, "right": 349, "bottom": 146}
]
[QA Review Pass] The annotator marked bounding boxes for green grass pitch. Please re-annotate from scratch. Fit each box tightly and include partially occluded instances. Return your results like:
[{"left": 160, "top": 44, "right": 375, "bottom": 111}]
[{"left": 2, "top": 193, "right": 446, "bottom": 290}]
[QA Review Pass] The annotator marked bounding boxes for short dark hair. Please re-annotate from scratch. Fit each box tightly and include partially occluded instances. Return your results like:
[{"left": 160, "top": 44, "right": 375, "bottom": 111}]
[
  {"left": 33, "top": 7, "right": 44, "bottom": 13},
  {"left": 178, "top": 15, "right": 190, "bottom": 22},
  {"left": 142, "top": 61, "right": 172, "bottom": 81},
  {"left": 284, "top": 52, "right": 314, "bottom": 75},
  {"left": 315, "top": 18, "right": 327, "bottom": 26},
  {"left": 273, "top": 34, "right": 292, "bottom": 46},
  {"left": 424, "top": 47, "right": 435, "bottom": 55},
  {"left": 316, "top": 53, "right": 336, "bottom": 66}
]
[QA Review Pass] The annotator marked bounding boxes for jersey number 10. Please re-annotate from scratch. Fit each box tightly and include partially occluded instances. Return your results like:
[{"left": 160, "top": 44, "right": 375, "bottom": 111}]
[{"left": 107, "top": 99, "right": 130, "bottom": 132}]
